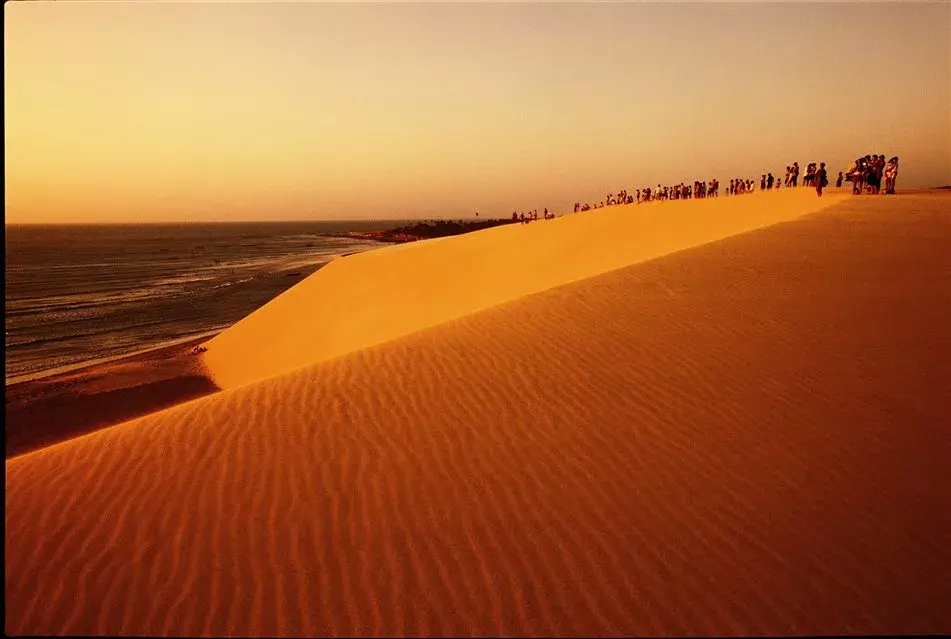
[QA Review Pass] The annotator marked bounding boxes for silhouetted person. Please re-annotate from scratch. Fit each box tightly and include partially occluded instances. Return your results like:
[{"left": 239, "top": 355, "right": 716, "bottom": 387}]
[
  {"left": 884, "top": 157, "right": 899, "bottom": 194},
  {"left": 815, "top": 162, "right": 828, "bottom": 197},
  {"left": 804, "top": 163, "right": 815, "bottom": 188},
  {"left": 852, "top": 158, "right": 868, "bottom": 195},
  {"left": 767, "top": 173, "right": 775, "bottom": 189},
  {"left": 835, "top": 172, "right": 843, "bottom": 188},
  {"left": 869, "top": 155, "right": 884, "bottom": 194}
]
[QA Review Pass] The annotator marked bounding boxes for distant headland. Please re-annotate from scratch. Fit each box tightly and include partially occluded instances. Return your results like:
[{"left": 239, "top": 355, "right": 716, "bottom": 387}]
[{"left": 330, "top": 217, "right": 518, "bottom": 243}]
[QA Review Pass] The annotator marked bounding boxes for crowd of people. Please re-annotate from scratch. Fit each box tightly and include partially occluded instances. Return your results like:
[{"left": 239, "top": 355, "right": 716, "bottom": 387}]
[
  {"left": 845, "top": 154, "right": 899, "bottom": 195},
  {"left": 572, "top": 179, "right": 724, "bottom": 210},
  {"left": 535, "top": 152, "right": 899, "bottom": 220},
  {"left": 512, "top": 208, "right": 556, "bottom": 224},
  {"left": 637, "top": 179, "right": 721, "bottom": 202}
]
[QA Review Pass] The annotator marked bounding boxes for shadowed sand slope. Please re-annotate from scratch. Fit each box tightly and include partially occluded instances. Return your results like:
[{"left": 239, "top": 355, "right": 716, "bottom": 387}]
[
  {"left": 6, "top": 194, "right": 950, "bottom": 636},
  {"left": 203, "top": 189, "right": 848, "bottom": 389}
]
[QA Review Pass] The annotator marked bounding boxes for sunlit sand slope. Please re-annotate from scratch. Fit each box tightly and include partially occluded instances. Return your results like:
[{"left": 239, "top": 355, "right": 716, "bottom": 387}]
[
  {"left": 203, "top": 190, "right": 847, "bottom": 389},
  {"left": 6, "top": 193, "right": 950, "bottom": 636}
]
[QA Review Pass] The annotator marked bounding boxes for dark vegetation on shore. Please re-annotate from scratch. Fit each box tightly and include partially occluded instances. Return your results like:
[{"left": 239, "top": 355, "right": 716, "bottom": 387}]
[{"left": 333, "top": 218, "right": 518, "bottom": 244}]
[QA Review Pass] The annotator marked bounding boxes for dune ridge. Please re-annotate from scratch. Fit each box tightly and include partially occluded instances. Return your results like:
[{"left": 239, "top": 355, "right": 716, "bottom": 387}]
[
  {"left": 202, "top": 189, "right": 848, "bottom": 389},
  {"left": 6, "top": 193, "right": 950, "bottom": 636}
]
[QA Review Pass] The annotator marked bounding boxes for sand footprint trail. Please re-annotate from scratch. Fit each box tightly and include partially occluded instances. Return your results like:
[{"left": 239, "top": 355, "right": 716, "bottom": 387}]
[{"left": 6, "top": 193, "right": 950, "bottom": 636}]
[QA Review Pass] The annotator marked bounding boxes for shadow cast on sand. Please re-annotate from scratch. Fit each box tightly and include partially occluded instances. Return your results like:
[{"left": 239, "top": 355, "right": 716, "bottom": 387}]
[{"left": 6, "top": 373, "right": 220, "bottom": 459}]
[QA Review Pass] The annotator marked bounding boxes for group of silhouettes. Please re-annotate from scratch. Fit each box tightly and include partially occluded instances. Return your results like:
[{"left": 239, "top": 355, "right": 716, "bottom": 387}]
[
  {"left": 534, "top": 152, "right": 900, "bottom": 221},
  {"left": 512, "top": 208, "right": 555, "bottom": 224},
  {"left": 572, "top": 179, "right": 722, "bottom": 210},
  {"left": 844, "top": 154, "right": 899, "bottom": 195}
]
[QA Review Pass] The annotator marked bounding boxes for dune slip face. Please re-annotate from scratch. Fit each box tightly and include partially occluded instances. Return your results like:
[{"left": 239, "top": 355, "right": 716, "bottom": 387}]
[
  {"left": 6, "top": 192, "right": 950, "bottom": 637},
  {"left": 202, "top": 189, "right": 848, "bottom": 389}
]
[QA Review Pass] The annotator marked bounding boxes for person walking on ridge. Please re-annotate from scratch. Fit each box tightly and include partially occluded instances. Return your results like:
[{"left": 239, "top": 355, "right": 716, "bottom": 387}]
[{"left": 815, "top": 162, "right": 828, "bottom": 197}]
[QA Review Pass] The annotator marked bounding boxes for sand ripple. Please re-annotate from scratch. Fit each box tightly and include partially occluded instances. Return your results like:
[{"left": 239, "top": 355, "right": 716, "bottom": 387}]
[{"left": 6, "top": 194, "right": 951, "bottom": 636}]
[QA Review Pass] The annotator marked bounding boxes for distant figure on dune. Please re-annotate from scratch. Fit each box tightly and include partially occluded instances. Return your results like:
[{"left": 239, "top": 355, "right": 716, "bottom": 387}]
[
  {"left": 836, "top": 172, "right": 844, "bottom": 188},
  {"left": 767, "top": 173, "right": 775, "bottom": 190},
  {"left": 884, "top": 156, "right": 899, "bottom": 194},
  {"left": 851, "top": 157, "right": 867, "bottom": 194},
  {"left": 869, "top": 154, "right": 884, "bottom": 194},
  {"left": 861, "top": 155, "right": 875, "bottom": 193},
  {"left": 815, "top": 162, "right": 828, "bottom": 197},
  {"left": 865, "top": 156, "right": 877, "bottom": 194},
  {"left": 512, "top": 211, "right": 518, "bottom": 222},
  {"left": 791, "top": 162, "right": 800, "bottom": 187},
  {"left": 804, "top": 163, "right": 815, "bottom": 188}
]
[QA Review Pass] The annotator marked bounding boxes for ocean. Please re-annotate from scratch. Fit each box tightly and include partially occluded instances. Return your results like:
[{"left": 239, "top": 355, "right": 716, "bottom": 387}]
[{"left": 4, "top": 221, "right": 402, "bottom": 382}]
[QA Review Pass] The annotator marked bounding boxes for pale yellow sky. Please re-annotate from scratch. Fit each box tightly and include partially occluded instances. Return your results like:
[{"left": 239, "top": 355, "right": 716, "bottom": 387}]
[{"left": 5, "top": 1, "right": 950, "bottom": 223}]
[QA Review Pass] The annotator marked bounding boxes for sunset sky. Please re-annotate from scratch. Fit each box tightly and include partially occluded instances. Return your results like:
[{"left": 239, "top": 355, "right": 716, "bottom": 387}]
[{"left": 5, "top": 1, "right": 950, "bottom": 224}]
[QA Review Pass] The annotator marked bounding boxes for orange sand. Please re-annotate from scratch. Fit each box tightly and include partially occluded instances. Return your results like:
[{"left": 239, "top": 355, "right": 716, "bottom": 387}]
[
  {"left": 6, "top": 192, "right": 950, "bottom": 636},
  {"left": 202, "top": 189, "right": 848, "bottom": 389}
]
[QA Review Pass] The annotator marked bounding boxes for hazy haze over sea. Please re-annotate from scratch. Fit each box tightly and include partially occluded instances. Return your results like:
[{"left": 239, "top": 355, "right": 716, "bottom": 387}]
[{"left": 4, "top": 221, "right": 400, "bottom": 381}]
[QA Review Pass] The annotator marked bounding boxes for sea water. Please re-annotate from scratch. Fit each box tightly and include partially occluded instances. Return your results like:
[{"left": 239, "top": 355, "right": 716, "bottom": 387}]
[{"left": 5, "top": 221, "right": 402, "bottom": 382}]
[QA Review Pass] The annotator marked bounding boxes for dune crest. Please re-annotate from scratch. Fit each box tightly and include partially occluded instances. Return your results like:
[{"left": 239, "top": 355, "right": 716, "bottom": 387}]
[{"left": 202, "top": 190, "right": 847, "bottom": 389}]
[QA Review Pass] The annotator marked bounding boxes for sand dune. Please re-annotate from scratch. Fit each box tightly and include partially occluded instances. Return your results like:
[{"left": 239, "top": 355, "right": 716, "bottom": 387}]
[
  {"left": 6, "top": 193, "right": 950, "bottom": 636},
  {"left": 202, "top": 189, "right": 848, "bottom": 389}
]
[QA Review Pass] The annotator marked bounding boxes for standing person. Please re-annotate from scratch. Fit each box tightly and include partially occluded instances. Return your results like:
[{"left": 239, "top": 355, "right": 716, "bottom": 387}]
[
  {"left": 815, "top": 162, "right": 828, "bottom": 197},
  {"left": 767, "top": 173, "right": 775, "bottom": 190},
  {"left": 873, "top": 154, "right": 885, "bottom": 194},
  {"left": 836, "top": 172, "right": 844, "bottom": 188},
  {"left": 854, "top": 156, "right": 868, "bottom": 194},
  {"left": 791, "top": 162, "right": 800, "bottom": 187},
  {"left": 866, "top": 156, "right": 878, "bottom": 194},
  {"left": 804, "top": 164, "right": 814, "bottom": 188},
  {"left": 884, "top": 156, "right": 899, "bottom": 194},
  {"left": 761, "top": 175, "right": 767, "bottom": 191}
]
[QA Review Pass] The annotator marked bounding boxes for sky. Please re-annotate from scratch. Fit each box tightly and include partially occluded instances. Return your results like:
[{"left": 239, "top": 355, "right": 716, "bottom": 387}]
[{"left": 5, "top": 1, "right": 950, "bottom": 223}]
